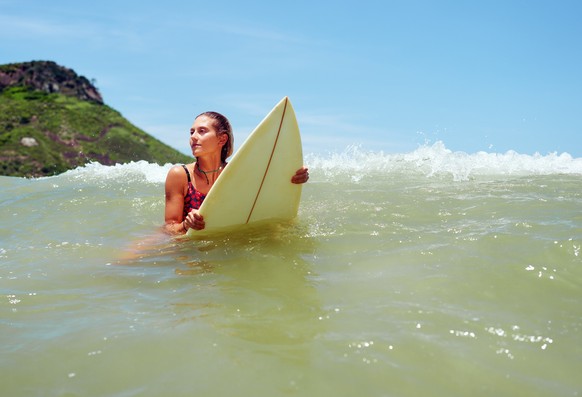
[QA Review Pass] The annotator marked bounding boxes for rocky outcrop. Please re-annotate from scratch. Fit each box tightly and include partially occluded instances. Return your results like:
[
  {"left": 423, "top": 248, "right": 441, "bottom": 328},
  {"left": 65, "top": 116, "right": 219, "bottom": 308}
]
[{"left": 0, "top": 60, "right": 103, "bottom": 104}]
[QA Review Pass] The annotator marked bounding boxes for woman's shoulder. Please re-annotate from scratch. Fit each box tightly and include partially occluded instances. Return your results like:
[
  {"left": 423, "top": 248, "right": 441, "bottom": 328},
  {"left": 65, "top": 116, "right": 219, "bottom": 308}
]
[
  {"left": 168, "top": 163, "right": 186, "bottom": 172},
  {"left": 166, "top": 163, "right": 191, "bottom": 183}
]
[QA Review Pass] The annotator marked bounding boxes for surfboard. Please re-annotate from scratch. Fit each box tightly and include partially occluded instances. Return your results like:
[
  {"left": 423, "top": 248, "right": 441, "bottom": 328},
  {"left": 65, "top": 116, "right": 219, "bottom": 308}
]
[{"left": 189, "top": 96, "right": 303, "bottom": 233}]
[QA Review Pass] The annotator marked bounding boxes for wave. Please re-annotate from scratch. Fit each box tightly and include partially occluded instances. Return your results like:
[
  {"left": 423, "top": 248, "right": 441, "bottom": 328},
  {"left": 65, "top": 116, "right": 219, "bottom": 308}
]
[
  {"left": 306, "top": 141, "right": 582, "bottom": 181},
  {"left": 26, "top": 141, "right": 582, "bottom": 185},
  {"left": 57, "top": 160, "right": 174, "bottom": 184}
]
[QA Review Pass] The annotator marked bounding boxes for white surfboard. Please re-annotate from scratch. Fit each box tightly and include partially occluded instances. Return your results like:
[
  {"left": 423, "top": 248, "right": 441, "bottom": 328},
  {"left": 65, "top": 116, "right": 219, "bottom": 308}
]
[{"left": 189, "top": 97, "right": 303, "bottom": 233}]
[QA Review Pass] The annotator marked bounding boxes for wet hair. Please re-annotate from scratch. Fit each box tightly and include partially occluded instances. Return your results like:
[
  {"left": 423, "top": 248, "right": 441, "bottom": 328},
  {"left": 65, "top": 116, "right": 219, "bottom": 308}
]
[{"left": 196, "top": 111, "right": 234, "bottom": 162}]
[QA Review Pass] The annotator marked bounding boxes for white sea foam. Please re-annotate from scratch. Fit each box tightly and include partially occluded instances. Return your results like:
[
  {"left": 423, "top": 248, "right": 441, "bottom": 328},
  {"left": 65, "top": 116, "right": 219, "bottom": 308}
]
[
  {"left": 58, "top": 160, "right": 175, "bottom": 184},
  {"left": 51, "top": 142, "right": 582, "bottom": 184},
  {"left": 306, "top": 141, "right": 582, "bottom": 181}
]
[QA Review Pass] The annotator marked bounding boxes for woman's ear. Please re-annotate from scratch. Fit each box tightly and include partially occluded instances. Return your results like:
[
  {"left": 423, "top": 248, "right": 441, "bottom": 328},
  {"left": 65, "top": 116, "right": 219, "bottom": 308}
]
[{"left": 218, "top": 133, "right": 228, "bottom": 147}]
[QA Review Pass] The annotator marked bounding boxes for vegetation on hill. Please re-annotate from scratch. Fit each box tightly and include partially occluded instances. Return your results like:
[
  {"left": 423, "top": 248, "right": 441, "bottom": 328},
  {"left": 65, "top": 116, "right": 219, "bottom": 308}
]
[{"left": 0, "top": 61, "right": 191, "bottom": 178}]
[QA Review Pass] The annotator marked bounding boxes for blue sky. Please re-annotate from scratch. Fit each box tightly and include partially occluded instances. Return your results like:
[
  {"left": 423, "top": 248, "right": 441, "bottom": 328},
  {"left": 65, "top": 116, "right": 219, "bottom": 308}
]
[{"left": 2, "top": 0, "right": 581, "bottom": 157}]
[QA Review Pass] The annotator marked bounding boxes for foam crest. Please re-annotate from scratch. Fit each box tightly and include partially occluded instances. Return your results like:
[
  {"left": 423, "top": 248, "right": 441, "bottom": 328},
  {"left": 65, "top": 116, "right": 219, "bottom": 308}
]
[
  {"left": 306, "top": 142, "right": 582, "bottom": 181},
  {"left": 44, "top": 142, "right": 582, "bottom": 185},
  {"left": 59, "top": 160, "right": 173, "bottom": 184}
]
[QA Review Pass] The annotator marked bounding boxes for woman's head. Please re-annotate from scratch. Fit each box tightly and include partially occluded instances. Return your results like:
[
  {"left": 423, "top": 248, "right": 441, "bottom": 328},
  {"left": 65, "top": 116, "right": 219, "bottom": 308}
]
[{"left": 195, "top": 111, "right": 233, "bottom": 162}]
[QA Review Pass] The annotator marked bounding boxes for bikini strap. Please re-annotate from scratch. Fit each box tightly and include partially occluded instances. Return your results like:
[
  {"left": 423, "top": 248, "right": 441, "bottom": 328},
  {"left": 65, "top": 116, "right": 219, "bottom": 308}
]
[{"left": 181, "top": 164, "right": 191, "bottom": 183}]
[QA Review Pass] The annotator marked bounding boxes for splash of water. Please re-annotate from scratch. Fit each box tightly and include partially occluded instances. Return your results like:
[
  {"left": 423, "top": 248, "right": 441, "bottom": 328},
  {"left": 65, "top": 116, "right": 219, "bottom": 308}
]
[
  {"left": 39, "top": 142, "right": 582, "bottom": 184},
  {"left": 305, "top": 141, "right": 582, "bottom": 181}
]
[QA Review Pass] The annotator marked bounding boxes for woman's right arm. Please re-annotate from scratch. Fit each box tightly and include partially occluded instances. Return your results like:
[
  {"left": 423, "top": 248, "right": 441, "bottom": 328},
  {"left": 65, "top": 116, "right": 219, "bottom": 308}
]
[{"left": 164, "top": 165, "right": 189, "bottom": 235}]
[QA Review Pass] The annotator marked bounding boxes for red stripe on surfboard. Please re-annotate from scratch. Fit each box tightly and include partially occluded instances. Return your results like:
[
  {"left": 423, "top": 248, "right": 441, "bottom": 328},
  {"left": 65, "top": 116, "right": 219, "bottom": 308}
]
[{"left": 246, "top": 97, "right": 288, "bottom": 224}]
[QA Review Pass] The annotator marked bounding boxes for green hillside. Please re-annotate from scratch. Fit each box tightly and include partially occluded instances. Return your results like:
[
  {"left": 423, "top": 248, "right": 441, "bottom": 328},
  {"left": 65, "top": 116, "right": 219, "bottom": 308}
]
[{"left": 0, "top": 61, "right": 191, "bottom": 177}]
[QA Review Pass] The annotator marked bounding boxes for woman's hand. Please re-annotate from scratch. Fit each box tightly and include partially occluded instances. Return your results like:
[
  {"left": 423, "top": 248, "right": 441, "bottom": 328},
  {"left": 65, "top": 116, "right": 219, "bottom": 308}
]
[
  {"left": 183, "top": 210, "right": 205, "bottom": 231},
  {"left": 291, "top": 166, "right": 309, "bottom": 184}
]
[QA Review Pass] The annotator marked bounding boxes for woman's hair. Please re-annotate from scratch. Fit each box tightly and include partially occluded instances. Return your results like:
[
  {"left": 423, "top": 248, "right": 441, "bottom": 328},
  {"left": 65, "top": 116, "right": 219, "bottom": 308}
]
[{"left": 196, "top": 111, "right": 234, "bottom": 162}]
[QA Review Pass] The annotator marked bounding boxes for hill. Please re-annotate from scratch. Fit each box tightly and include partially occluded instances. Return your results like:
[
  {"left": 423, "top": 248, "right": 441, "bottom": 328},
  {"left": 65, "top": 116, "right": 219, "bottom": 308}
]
[{"left": 0, "top": 61, "right": 191, "bottom": 177}]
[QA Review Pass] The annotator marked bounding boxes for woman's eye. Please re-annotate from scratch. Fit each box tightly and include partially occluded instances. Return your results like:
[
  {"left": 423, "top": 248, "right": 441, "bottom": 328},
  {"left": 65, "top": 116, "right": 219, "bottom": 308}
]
[{"left": 190, "top": 128, "right": 208, "bottom": 136}]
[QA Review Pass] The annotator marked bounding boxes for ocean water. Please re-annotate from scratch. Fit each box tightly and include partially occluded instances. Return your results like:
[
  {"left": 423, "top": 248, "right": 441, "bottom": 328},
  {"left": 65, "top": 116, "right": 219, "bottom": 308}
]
[{"left": 1, "top": 142, "right": 581, "bottom": 397}]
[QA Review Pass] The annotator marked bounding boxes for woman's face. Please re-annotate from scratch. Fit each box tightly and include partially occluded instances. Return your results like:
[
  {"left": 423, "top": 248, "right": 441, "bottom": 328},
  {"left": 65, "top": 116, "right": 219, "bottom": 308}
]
[{"left": 190, "top": 116, "right": 226, "bottom": 158}]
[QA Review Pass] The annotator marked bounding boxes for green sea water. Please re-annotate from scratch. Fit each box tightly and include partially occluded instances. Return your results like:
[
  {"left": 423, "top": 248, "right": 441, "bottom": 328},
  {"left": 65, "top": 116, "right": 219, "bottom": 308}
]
[{"left": 1, "top": 144, "right": 581, "bottom": 396}]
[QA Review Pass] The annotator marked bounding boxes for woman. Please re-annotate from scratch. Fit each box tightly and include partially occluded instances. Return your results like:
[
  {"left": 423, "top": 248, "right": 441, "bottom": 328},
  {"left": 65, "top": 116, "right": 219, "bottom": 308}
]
[{"left": 164, "top": 111, "right": 309, "bottom": 234}]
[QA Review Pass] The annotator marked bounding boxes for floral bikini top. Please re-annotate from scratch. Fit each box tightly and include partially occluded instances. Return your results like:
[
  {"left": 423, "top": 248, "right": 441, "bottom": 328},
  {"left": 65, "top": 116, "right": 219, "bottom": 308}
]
[{"left": 182, "top": 164, "right": 206, "bottom": 221}]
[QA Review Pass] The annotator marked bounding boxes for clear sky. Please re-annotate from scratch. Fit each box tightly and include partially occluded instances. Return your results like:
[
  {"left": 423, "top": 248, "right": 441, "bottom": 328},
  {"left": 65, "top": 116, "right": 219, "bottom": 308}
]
[{"left": 2, "top": 0, "right": 581, "bottom": 157}]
